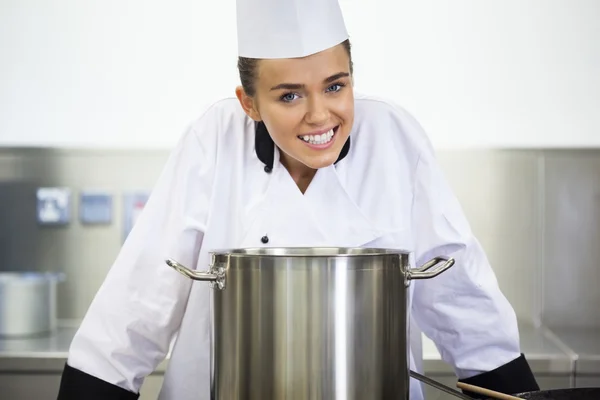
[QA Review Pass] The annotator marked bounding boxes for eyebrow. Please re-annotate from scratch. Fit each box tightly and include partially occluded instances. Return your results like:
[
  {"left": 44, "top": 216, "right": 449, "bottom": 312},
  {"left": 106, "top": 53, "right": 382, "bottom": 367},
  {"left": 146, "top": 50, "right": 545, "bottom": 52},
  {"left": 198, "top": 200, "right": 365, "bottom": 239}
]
[{"left": 270, "top": 72, "right": 350, "bottom": 91}]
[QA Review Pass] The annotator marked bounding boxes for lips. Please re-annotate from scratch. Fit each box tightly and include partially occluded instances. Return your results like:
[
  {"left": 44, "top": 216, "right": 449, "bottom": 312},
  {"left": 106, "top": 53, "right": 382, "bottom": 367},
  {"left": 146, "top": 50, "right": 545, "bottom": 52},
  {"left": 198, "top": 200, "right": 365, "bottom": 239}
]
[{"left": 298, "top": 126, "right": 338, "bottom": 145}]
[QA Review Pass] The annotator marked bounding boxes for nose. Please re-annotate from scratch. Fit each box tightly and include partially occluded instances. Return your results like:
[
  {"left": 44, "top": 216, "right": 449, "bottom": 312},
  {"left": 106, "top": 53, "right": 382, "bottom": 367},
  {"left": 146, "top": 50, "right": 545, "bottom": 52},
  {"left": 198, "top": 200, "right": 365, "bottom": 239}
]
[{"left": 305, "top": 96, "right": 329, "bottom": 126}]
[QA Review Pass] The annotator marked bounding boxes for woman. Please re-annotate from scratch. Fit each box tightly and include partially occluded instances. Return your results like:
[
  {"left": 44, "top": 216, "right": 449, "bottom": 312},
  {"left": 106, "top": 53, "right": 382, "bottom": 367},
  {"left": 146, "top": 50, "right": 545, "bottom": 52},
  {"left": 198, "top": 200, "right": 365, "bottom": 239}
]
[{"left": 57, "top": 0, "right": 539, "bottom": 399}]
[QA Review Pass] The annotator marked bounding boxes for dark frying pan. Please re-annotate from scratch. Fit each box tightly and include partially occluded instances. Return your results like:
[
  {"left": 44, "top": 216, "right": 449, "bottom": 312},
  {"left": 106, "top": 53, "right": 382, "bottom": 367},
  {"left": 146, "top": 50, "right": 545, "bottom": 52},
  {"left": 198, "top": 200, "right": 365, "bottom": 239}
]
[
  {"left": 502, "top": 388, "right": 600, "bottom": 400},
  {"left": 410, "top": 369, "right": 600, "bottom": 400}
]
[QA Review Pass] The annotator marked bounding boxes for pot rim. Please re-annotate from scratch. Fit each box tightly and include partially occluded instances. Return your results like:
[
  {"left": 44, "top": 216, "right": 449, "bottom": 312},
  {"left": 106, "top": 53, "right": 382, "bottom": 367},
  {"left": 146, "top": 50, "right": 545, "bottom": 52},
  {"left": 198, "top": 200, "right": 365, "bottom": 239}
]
[{"left": 210, "top": 247, "right": 411, "bottom": 258}]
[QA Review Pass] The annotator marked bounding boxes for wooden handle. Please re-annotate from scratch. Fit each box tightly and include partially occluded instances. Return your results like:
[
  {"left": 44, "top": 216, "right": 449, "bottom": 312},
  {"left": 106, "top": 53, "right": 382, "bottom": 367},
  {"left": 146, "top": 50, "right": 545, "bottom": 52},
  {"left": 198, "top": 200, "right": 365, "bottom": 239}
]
[{"left": 456, "top": 382, "right": 523, "bottom": 400}]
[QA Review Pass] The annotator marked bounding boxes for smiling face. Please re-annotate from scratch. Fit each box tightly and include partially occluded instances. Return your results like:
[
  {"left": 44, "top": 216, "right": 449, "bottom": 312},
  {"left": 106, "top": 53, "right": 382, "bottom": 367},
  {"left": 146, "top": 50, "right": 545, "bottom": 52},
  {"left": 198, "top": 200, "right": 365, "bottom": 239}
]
[{"left": 236, "top": 43, "right": 354, "bottom": 178}]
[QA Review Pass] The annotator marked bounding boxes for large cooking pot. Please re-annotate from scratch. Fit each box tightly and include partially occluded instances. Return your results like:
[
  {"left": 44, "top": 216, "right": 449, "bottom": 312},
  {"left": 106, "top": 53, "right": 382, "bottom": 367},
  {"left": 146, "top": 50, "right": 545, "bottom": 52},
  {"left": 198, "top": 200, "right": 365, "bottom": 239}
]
[
  {"left": 0, "top": 272, "right": 65, "bottom": 337},
  {"left": 166, "top": 247, "right": 455, "bottom": 400}
]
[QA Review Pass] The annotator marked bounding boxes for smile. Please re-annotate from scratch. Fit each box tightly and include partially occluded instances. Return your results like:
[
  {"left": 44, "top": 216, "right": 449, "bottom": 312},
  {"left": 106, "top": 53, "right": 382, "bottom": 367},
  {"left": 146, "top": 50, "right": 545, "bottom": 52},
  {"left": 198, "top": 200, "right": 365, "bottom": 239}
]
[{"left": 298, "top": 126, "right": 339, "bottom": 146}]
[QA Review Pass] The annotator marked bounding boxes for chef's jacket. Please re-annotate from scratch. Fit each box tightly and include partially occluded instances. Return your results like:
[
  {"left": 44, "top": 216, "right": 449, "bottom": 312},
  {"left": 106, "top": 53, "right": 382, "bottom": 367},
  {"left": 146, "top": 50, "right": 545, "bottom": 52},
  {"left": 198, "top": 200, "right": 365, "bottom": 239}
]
[{"left": 57, "top": 93, "right": 539, "bottom": 400}]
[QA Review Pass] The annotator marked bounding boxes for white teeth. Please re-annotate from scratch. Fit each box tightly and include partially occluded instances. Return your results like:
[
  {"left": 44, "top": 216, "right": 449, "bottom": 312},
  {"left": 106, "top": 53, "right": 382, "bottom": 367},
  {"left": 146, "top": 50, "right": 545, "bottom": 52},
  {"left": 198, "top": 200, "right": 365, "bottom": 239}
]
[{"left": 299, "top": 128, "right": 335, "bottom": 145}]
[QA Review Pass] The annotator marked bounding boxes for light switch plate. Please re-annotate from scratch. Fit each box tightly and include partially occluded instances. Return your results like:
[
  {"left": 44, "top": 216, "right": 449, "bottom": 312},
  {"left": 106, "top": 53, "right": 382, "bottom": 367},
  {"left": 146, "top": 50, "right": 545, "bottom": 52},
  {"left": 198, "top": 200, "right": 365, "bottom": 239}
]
[
  {"left": 36, "top": 187, "right": 71, "bottom": 225},
  {"left": 80, "top": 191, "right": 113, "bottom": 225}
]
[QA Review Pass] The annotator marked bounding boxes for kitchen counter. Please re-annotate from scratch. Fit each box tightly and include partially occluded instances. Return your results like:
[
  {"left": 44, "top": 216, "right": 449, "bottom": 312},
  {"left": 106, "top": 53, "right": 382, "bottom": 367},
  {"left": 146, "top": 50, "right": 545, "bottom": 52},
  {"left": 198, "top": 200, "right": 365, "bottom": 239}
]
[
  {"left": 0, "top": 322, "right": 78, "bottom": 373},
  {"left": 0, "top": 320, "right": 169, "bottom": 374},
  {"left": 421, "top": 320, "right": 574, "bottom": 375},
  {"left": 550, "top": 328, "right": 600, "bottom": 375},
  {"left": 0, "top": 319, "right": 574, "bottom": 377}
]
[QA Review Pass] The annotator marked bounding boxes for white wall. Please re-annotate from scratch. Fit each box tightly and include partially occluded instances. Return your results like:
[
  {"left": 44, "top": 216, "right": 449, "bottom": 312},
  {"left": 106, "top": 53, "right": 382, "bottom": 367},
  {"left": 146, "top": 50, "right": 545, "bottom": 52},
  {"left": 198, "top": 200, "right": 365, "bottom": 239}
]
[{"left": 1, "top": 0, "right": 598, "bottom": 149}]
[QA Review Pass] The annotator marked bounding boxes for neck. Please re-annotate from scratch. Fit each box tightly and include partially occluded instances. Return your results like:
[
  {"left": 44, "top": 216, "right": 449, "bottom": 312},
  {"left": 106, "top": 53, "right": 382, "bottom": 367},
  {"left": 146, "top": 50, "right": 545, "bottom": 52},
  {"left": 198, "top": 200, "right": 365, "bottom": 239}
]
[{"left": 280, "top": 153, "right": 317, "bottom": 194}]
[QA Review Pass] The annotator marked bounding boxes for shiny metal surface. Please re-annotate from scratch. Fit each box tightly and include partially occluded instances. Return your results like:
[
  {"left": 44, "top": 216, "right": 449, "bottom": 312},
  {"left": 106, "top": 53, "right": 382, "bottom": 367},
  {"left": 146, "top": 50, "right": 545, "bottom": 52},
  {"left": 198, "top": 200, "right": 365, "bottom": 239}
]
[
  {"left": 407, "top": 256, "right": 455, "bottom": 280},
  {"left": 2, "top": 147, "right": 600, "bottom": 392},
  {"left": 0, "top": 320, "right": 582, "bottom": 400},
  {"left": 0, "top": 320, "right": 170, "bottom": 373},
  {"left": 0, "top": 319, "right": 575, "bottom": 375},
  {"left": 168, "top": 247, "right": 455, "bottom": 285},
  {"left": 0, "top": 147, "right": 547, "bottom": 323},
  {"left": 165, "top": 259, "right": 224, "bottom": 288},
  {"left": 409, "top": 370, "right": 472, "bottom": 400},
  {"left": 551, "top": 328, "right": 600, "bottom": 375},
  {"left": 168, "top": 248, "right": 454, "bottom": 400},
  {"left": 0, "top": 272, "right": 65, "bottom": 337},
  {"left": 0, "top": 147, "right": 169, "bottom": 321},
  {"left": 423, "top": 320, "right": 576, "bottom": 375},
  {"left": 541, "top": 151, "right": 600, "bottom": 329}
]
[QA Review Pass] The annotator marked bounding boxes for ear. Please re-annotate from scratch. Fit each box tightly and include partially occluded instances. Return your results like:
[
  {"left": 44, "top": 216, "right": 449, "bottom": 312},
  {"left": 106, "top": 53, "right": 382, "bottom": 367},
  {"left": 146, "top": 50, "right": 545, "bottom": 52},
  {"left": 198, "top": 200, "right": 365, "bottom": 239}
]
[{"left": 235, "top": 86, "right": 261, "bottom": 121}]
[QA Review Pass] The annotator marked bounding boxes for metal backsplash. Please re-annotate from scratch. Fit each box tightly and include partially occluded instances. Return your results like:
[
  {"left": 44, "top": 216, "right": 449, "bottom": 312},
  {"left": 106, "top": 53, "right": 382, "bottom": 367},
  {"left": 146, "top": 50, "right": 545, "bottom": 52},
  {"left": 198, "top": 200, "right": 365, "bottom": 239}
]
[
  {"left": 540, "top": 150, "right": 600, "bottom": 329},
  {"left": 0, "top": 147, "right": 599, "bottom": 329},
  {"left": 0, "top": 148, "right": 169, "bottom": 319}
]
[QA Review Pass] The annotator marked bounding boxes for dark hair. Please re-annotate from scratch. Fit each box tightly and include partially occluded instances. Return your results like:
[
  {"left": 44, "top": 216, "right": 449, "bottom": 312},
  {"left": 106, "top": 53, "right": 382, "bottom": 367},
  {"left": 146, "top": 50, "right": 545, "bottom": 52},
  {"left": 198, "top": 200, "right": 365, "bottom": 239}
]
[{"left": 237, "top": 39, "right": 353, "bottom": 97}]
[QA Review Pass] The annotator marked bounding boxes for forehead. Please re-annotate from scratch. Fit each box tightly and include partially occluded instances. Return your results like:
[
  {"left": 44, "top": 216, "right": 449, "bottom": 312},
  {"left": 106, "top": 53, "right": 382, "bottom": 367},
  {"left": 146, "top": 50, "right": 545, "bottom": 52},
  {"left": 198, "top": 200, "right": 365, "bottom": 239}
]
[{"left": 257, "top": 44, "right": 350, "bottom": 84}]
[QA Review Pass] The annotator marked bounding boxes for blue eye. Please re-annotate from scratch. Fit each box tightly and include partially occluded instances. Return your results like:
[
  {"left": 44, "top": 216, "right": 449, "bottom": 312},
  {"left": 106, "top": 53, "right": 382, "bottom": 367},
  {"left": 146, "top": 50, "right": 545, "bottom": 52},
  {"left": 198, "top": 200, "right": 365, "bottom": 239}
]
[
  {"left": 326, "top": 83, "right": 345, "bottom": 93},
  {"left": 280, "top": 93, "right": 299, "bottom": 102}
]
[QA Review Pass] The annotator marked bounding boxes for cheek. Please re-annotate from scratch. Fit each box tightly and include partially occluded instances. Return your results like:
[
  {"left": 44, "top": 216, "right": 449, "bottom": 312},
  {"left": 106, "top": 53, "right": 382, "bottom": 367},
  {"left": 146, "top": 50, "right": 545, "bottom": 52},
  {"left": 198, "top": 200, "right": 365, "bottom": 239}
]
[
  {"left": 262, "top": 105, "right": 304, "bottom": 139},
  {"left": 334, "top": 96, "right": 354, "bottom": 128},
  {"left": 333, "top": 90, "right": 354, "bottom": 116}
]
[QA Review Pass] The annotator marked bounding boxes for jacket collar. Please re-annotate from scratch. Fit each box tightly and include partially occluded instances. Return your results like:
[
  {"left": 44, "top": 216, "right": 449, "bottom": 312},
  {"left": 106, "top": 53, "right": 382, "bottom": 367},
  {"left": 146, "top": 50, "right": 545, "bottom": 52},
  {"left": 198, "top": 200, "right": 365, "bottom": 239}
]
[{"left": 254, "top": 121, "right": 351, "bottom": 172}]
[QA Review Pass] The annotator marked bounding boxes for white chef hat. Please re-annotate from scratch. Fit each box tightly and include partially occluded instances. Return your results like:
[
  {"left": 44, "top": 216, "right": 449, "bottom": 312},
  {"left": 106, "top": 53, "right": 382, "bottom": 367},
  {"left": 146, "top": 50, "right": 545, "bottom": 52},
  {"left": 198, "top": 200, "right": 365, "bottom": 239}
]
[{"left": 236, "top": 0, "right": 349, "bottom": 59}]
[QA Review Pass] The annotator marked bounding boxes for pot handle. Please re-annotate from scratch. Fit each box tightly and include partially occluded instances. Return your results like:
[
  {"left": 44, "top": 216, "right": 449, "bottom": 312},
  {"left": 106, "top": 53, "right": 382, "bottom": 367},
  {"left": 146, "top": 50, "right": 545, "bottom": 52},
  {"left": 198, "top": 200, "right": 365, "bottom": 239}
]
[
  {"left": 407, "top": 256, "right": 455, "bottom": 280},
  {"left": 165, "top": 259, "right": 226, "bottom": 289}
]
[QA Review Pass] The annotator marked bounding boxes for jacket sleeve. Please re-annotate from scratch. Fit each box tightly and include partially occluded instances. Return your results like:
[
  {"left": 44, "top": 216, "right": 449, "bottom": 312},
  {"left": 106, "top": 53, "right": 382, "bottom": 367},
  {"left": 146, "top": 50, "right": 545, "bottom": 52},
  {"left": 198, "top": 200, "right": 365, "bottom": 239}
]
[
  {"left": 409, "top": 139, "right": 539, "bottom": 394},
  {"left": 57, "top": 117, "right": 218, "bottom": 398},
  {"left": 458, "top": 353, "right": 539, "bottom": 398}
]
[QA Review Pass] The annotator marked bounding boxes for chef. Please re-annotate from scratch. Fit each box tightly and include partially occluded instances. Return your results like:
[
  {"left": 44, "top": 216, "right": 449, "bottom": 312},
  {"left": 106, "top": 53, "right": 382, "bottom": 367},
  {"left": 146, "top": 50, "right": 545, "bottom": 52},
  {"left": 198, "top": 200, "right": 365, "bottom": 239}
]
[{"left": 57, "top": 0, "right": 540, "bottom": 399}]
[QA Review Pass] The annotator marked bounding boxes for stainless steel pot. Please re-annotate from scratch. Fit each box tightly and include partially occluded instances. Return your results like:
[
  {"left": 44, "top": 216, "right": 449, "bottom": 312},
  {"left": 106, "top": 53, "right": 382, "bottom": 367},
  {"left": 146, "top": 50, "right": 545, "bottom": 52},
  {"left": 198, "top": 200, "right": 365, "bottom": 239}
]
[
  {"left": 0, "top": 272, "right": 65, "bottom": 338},
  {"left": 167, "top": 247, "right": 455, "bottom": 400}
]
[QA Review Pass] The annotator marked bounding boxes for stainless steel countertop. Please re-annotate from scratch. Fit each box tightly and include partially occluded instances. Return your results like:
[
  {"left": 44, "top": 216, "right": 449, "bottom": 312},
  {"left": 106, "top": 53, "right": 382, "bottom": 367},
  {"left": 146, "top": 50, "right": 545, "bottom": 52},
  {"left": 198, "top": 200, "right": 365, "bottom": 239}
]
[
  {"left": 0, "top": 320, "right": 81, "bottom": 373},
  {"left": 550, "top": 328, "right": 600, "bottom": 375},
  {"left": 0, "top": 319, "right": 576, "bottom": 376},
  {"left": 0, "top": 320, "right": 168, "bottom": 374},
  {"left": 422, "top": 320, "right": 574, "bottom": 375}
]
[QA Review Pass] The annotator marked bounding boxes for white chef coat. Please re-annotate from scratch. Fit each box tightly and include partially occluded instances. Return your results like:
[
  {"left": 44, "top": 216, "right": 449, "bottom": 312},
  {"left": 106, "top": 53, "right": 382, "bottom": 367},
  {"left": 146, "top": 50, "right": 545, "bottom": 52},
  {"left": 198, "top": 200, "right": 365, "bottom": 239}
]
[{"left": 66, "top": 93, "right": 522, "bottom": 400}]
